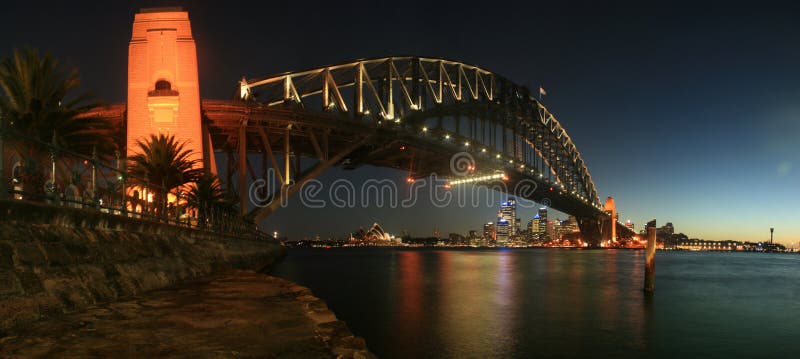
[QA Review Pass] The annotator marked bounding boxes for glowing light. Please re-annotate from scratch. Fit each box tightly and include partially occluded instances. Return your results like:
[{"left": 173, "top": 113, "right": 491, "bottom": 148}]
[
  {"left": 422, "top": 126, "right": 428, "bottom": 132},
  {"left": 464, "top": 141, "right": 470, "bottom": 146},
  {"left": 481, "top": 148, "right": 487, "bottom": 153},
  {"left": 406, "top": 177, "right": 415, "bottom": 183},
  {"left": 496, "top": 154, "right": 501, "bottom": 159},
  {"left": 448, "top": 173, "right": 506, "bottom": 186},
  {"left": 445, "top": 134, "right": 451, "bottom": 139}
]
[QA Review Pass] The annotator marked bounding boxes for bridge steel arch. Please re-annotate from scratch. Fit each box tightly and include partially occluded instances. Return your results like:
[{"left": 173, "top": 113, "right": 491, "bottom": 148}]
[{"left": 205, "top": 56, "right": 626, "bottom": 245}]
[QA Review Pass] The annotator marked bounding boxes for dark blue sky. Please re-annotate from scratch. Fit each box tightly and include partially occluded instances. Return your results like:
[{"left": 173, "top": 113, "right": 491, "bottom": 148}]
[{"left": 2, "top": 1, "right": 798, "bottom": 244}]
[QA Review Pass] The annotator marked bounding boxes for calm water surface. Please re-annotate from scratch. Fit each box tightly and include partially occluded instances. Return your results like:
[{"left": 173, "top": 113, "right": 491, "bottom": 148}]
[{"left": 271, "top": 248, "right": 800, "bottom": 358}]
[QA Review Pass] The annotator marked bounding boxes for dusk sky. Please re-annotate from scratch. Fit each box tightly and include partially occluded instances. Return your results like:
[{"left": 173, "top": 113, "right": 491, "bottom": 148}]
[{"left": 2, "top": 1, "right": 798, "bottom": 244}]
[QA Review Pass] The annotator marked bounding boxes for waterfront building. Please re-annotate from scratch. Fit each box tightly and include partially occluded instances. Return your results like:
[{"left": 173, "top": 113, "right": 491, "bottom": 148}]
[
  {"left": 537, "top": 208, "right": 549, "bottom": 242},
  {"left": 527, "top": 216, "right": 540, "bottom": 242},
  {"left": 496, "top": 218, "right": 510, "bottom": 244},
  {"left": 498, "top": 198, "right": 518, "bottom": 236},
  {"left": 625, "top": 220, "right": 634, "bottom": 231},
  {"left": 561, "top": 215, "right": 578, "bottom": 238},
  {"left": 448, "top": 233, "right": 467, "bottom": 246},
  {"left": 483, "top": 222, "right": 497, "bottom": 243}
]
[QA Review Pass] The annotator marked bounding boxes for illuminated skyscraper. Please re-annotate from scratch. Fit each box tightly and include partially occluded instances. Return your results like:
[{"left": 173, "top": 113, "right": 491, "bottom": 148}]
[
  {"left": 497, "top": 197, "right": 518, "bottom": 237},
  {"left": 537, "top": 207, "right": 548, "bottom": 241},
  {"left": 496, "top": 217, "right": 510, "bottom": 244}
]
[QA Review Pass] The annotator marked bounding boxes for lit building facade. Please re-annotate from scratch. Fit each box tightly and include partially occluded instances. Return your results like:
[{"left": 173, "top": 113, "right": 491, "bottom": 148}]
[
  {"left": 496, "top": 218, "right": 510, "bottom": 244},
  {"left": 497, "top": 198, "right": 518, "bottom": 242},
  {"left": 537, "top": 208, "right": 548, "bottom": 241},
  {"left": 483, "top": 222, "right": 497, "bottom": 243},
  {"left": 527, "top": 216, "right": 540, "bottom": 242}
]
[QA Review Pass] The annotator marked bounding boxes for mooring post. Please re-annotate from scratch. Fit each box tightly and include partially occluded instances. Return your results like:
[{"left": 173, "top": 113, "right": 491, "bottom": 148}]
[{"left": 644, "top": 220, "right": 657, "bottom": 293}]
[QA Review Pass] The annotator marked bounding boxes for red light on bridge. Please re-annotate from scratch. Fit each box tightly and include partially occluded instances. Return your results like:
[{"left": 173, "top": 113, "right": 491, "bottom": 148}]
[
  {"left": 399, "top": 145, "right": 406, "bottom": 151},
  {"left": 444, "top": 183, "right": 452, "bottom": 190},
  {"left": 406, "top": 177, "right": 415, "bottom": 183},
  {"left": 549, "top": 187, "right": 554, "bottom": 191}
]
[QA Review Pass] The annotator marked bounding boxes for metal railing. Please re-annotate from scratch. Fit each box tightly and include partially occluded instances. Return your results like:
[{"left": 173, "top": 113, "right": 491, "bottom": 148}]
[{"left": 0, "top": 123, "right": 268, "bottom": 239}]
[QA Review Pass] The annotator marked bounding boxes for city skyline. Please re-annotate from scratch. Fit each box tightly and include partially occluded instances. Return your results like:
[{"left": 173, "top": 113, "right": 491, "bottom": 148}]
[{"left": 2, "top": 1, "right": 798, "bottom": 244}]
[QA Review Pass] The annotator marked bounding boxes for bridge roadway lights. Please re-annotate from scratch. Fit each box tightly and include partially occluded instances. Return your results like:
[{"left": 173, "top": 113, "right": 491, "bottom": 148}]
[{"left": 644, "top": 225, "right": 657, "bottom": 293}]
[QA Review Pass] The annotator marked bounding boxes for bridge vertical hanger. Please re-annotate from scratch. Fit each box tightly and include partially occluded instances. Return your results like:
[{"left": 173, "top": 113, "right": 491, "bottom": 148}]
[
  {"left": 384, "top": 60, "right": 394, "bottom": 120},
  {"left": 355, "top": 62, "right": 364, "bottom": 116},
  {"left": 457, "top": 64, "right": 463, "bottom": 101},
  {"left": 307, "top": 128, "right": 325, "bottom": 161},
  {"left": 284, "top": 125, "right": 291, "bottom": 186},
  {"left": 239, "top": 78, "right": 250, "bottom": 100},
  {"left": 322, "top": 69, "right": 330, "bottom": 110},
  {"left": 238, "top": 119, "right": 248, "bottom": 215},
  {"left": 256, "top": 127, "right": 284, "bottom": 186},
  {"left": 411, "top": 58, "right": 421, "bottom": 110},
  {"left": 324, "top": 69, "right": 347, "bottom": 112},
  {"left": 389, "top": 60, "right": 414, "bottom": 113},
  {"left": 283, "top": 77, "right": 302, "bottom": 106},
  {"left": 438, "top": 60, "right": 444, "bottom": 104},
  {"left": 361, "top": 67, "right": 386, "bottom": 120}
]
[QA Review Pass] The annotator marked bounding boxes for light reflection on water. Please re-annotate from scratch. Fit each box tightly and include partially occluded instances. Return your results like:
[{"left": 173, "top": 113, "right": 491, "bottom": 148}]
[{"left": 271, "top": 248, "right": 800, "bottom": 358}]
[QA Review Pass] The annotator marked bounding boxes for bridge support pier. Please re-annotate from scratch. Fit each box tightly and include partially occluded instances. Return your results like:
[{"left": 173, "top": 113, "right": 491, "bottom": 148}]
[
  {"left": 644, "top": 223, "right": 656, "bottom": 293},
  {"left": 577, "top": 216, "right": 603, "bottom": 248}
]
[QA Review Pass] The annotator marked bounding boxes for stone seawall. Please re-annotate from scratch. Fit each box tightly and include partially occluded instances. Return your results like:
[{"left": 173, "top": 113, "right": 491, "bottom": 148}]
[{"left": 0, "top": 200, "right": 285, "bottom": 333}]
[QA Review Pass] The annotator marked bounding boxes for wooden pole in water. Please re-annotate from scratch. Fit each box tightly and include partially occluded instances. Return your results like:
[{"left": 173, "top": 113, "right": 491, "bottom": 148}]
[{"left": 644, "top": 224, "right": 656, "bottom": 293}]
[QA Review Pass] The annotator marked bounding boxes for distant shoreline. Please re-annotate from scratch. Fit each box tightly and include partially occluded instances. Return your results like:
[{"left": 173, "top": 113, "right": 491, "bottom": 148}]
[{"left": 282, "top": 243, "right": 797, "bottom": 253}]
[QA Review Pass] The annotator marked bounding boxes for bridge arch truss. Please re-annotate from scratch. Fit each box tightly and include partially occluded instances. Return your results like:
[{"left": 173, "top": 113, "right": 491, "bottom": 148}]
[{"left": 236, "top": 57, "right": 601, "bottom": 210}]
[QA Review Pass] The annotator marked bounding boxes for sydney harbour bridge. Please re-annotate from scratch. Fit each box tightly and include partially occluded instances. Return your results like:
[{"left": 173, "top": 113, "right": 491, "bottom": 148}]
[
  {"left": 89, "top": 8, "right": 634, "bottom": 246},
  {"left": 211, "top": 57, "right": 635, "bottom": 244}
]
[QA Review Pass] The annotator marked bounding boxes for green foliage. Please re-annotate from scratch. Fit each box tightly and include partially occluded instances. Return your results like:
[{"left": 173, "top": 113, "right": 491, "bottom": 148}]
[
  {"left": 0, "top": 48, "right": 115, "bottom": 158},
  {"left": 128, "top": 133, "right": 201, "bottom": 212}
]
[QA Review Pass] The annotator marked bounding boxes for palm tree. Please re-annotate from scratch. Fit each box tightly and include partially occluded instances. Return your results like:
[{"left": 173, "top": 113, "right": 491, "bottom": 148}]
[
  {"left": 128, "top": 133, "right": 201, "bottom": 216},
  {"left": 185, "top": 172, "right": 225, "bottom": 227},
  {"left": 0, "top": 48, "right": 115, "bottom": 195}
]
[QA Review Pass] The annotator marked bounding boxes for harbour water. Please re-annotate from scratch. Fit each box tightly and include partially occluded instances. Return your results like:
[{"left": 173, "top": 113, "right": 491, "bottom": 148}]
[{"left": 271, "top": 248, "right": 800, "bottom": 358}]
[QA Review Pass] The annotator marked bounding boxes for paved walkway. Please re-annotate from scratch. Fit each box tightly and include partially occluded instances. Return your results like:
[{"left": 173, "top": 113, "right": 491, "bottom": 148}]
[{"left": 0, "top": 271, "right": 373, "bottom": 358}]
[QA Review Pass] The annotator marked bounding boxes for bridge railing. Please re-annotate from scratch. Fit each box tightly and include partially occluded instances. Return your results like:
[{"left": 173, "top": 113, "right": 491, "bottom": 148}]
[{"left": 0, "top": 124, "right": 268, "bottom": 239}]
